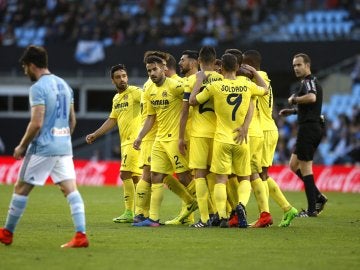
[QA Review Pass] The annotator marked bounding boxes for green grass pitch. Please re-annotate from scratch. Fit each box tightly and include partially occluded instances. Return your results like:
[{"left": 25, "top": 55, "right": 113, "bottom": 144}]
[{"left": 0, "top": 185, "right": 359, "bottom": 270}]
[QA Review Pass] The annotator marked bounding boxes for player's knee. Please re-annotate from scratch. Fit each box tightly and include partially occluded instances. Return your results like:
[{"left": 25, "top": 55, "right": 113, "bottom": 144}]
[
  {"left": 120, "top": 171, "right": 132, "bottom": 180},
  {"left": 289, "top": 163, "right": 297, "bottom": 173},
  {"left": 14, "top": 181, "right": 33, "bottom": 196}
]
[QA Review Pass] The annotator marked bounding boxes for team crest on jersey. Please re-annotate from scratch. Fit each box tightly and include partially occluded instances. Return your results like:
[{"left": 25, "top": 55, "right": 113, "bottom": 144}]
[
  {"left": 162, "top": 91, "right": 168, "bottom": 97},
  {"left": 123, "top": 94, "right": 128, "bottom": 100}
]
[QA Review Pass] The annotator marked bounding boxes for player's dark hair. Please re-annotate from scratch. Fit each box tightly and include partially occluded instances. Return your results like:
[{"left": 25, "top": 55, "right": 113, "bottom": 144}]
[
  {"left": 19, "top": 45, "right": 48, "bottom": 68},
  {"left": 166, "top": 54, "right": 177, "bottom": 70},
  {"left": 145, "top": 55, "right": 165, "bottom": 65},
  {"left": 225, "top": 48, "right": 243, "bottom": 66},
  {"left": 199, "top": 46, "right": 216, "bottom": 64},
  {"left": 242, "top": 50, "right": 262, "bottom": 70},
  {"left": 110, "top": 64, "right": 127, "bottom": 79},
  {"left": 143, "top": 51, "right": 169, "bottom": 63},
  {"left": 182, "top": 50, "right": 199, "bottom": 60},
  {"left": 221, "top": 53, "right": 237, "bottom": 72},
  {"left": 294, "top": 53, "right": 311, "bottom": 65}
]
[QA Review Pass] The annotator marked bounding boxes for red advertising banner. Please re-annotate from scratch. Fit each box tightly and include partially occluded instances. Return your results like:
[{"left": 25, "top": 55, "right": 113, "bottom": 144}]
[
  {"left": 0, "top": 156, "right": 359, "bottom": 192},
  {"left": 0, "top": 156, "right": 121, "bottom": 186},
  {"left": 268, "top": 165, "right": 360, "bottom": 193}
]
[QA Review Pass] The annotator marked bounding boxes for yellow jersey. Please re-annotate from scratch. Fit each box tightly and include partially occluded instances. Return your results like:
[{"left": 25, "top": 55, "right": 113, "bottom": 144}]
[
  {"left": 147, "top": 77, "right": 184, "bottom": 141},
  {"left": 141, "top": 78, "right": 158, "bottom": 141},
  {"left": 109, "top": 85, "right": 142, "bottom": 146},
  {"left": 196, "top": 77, "right": 266, "bottom": 145},
  {"left": 257, "top": 71, "right": 277, "bottom": 131},
  {"left": 184, "top": 71, "right": 223, "bottom": 138}
]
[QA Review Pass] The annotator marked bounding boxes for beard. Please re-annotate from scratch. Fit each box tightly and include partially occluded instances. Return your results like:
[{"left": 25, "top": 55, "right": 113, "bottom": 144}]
[
  {"left": 179, "top": 66, "right": 190, "bottom": 75},
  {"left": 116, "top": 82, "right": 127, "bottom": 91},
  {"left": 150, "top": 76, "right": 161, "bottom": 84}
]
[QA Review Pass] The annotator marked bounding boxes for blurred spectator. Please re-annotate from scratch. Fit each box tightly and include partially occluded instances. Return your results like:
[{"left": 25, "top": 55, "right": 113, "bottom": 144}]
[
  {"left": 0, "top": 136, "right": 5, "bottom": 154},
  {"left": 1, "top": 25, "right": 15, "bottom": 46},
  {"left": 351, "top": 55, "right": 360, "bottom": 84},
  {"left": 2, "top": 0, "right": 353, "bottom": 47},
  {"left": 274, "top": 103, "right": 360, "bottom": 165}
]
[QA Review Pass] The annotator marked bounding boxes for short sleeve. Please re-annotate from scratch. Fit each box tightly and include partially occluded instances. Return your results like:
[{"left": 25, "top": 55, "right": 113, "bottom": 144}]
[{"left": 29, "top": 85, "right": 45, "bottom": 107}]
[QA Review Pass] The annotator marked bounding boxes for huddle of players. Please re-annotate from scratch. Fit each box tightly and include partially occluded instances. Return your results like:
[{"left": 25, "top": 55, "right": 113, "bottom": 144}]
[{"left": 94, "top": 46, "right": 299, "bottom": 228}]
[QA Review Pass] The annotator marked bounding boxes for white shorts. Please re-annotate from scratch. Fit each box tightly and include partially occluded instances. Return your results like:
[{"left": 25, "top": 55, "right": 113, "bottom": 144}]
[{"left": 18, "top": 154, "right": 76, "bottom": 186}]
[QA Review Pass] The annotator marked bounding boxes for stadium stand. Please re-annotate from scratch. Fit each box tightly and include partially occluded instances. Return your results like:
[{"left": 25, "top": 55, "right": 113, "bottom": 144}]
[{"left": 1, "top": 1, "right": 358, "bottom": 47}]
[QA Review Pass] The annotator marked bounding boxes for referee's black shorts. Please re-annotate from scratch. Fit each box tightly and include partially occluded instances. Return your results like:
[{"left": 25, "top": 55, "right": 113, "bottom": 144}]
[{"left": 294, "top": 122, "right": 324, "bottom": 161}]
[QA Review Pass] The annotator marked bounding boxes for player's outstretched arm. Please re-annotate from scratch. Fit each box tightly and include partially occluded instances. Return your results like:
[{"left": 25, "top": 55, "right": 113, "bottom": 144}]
[
  {"left": 279, "top": 108, "right": 297, "bottom": 117},
  {"left": 85, "top": 118, "right": 117, "bottom": 144}
]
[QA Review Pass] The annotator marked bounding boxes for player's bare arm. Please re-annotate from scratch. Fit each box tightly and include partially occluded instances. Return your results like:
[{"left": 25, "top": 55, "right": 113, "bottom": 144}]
[
  {"left": 288, "top": 93, "right": 316, "bottom": 105},
  {"left": 133, "top": 114, "right": 156, "bottom": 150},
  {"left": 13, "top": 105, "right": 44, "bottom": 159},
  {"left": 242, "top": 64, "right": 268, "bottom": 94},
  {"left": 69, "top": 104, "right": 76, "bottom": 135},
  {"left": 178, "top": 101, "right": 189, "bottom": 155},
  {"left": 233, "top": 101, "right": 254, "bottom": 144},
  {"left": 85, "top": 118, "right": 117, "bottom": 144},
  {"left": 189, "top": 71, "right": 207, "bottom": 106}
]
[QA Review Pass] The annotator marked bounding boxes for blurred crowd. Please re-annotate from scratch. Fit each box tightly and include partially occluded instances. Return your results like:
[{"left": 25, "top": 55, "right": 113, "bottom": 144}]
[
  {"left": 0, "top": 0, "right": 358, "bottom": 47},
  {"left": 273, "top": 103, "right": 360, "bottom": 165}
]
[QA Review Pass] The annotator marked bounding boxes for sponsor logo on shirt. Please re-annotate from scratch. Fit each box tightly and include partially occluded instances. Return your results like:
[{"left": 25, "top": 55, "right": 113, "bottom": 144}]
[
  {"left": 114, "top": 102, "right": 129, "bottom": 109},
  {"left": 51, "top": 127, "right": 70, "bottom": 136}
]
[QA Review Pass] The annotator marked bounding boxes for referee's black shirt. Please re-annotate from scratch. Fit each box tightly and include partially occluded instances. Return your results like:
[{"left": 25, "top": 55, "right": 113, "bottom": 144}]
[{"left": 296, "top": 74, "right": 323, "bottom": 124}]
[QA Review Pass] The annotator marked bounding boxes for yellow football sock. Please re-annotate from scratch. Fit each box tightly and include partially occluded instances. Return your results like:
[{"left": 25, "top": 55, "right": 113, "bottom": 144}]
[
  {"left": 226, "top": 200, "right": 232, "bottom": 216},
  {"left": 207, "top": 196, "right": 215, "bottom": 214},
  {"left": 164, "top": 175, "right": 193, "bottom": 204},
  {"left": 149, "top": 183, "right": 164, "bottom": 221},
  {"left": 237, "top": 180, "right": 251, "bottom": 206},
  {"left": 186, "top": 179, "right": 196, "bottom": 197},
  {"left": 267, "top": 177, "right": 291, "bottom": 212},
  {"left": 195, "top": 177, "right": 210, "bottom": 223},
  {"left": 206, "top": 173, "right": 216, "bottom": 212},
  {"left": 263, "top": 180, "right": 269, "bottom": 200},
  {"left": 214, "top": 183, "right": 227, "bottom": 219},
  {"left": 135, "top": 179, "right": 151, "bottom": 216},
  {"left": 226, "top": 176, "right": 239, "bottom": 209},
  {"left": 122, "top": 178, "right": 135, "bottom": 212},
  {"left": 251, "top": 178, "right": 270, "bottom": 213}
]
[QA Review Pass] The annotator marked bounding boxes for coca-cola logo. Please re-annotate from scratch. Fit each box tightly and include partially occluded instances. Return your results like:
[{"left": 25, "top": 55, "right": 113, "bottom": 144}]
[
  {"left": 0, "top": 160, "right": 22, "bottom": 184},
  {"left": 76, "top": 161, "right": 108, "bottom": 186},
  {"left": 317, "top": 167, "right": 360, "bottom": 192},
  {"left": 269, "top": 167, "right": 303, "bottom": 191},
  {"left": 268, "top": 166, "right": 360, "bottom": 193}
]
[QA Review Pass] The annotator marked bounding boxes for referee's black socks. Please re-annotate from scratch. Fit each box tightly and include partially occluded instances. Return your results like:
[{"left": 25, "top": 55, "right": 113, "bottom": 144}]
[
  {"left": 303, "top": 174, "right": 317, "bottom": 213},
  {"left": 296, "top": 169, "right": 322, "bottom": 199}
]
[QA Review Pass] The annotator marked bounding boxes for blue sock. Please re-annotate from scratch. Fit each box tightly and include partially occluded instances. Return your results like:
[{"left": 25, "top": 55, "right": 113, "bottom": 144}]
[
  {"left": 67, "top": 190, "right": 86, "bottom": 233},
  {"left": 5, "top": 194, "right": 28, "bottom": 233}
]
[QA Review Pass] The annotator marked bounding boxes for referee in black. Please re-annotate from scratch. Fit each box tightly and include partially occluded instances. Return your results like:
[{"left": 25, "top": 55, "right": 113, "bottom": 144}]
[{"left": 279, "top": 53, "right": 327, "bottom": 217}]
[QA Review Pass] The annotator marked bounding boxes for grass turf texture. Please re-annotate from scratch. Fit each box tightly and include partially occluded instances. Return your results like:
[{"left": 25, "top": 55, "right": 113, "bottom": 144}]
[{"left": 0, "top": 185, "right": 359, "bottom": 270}]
